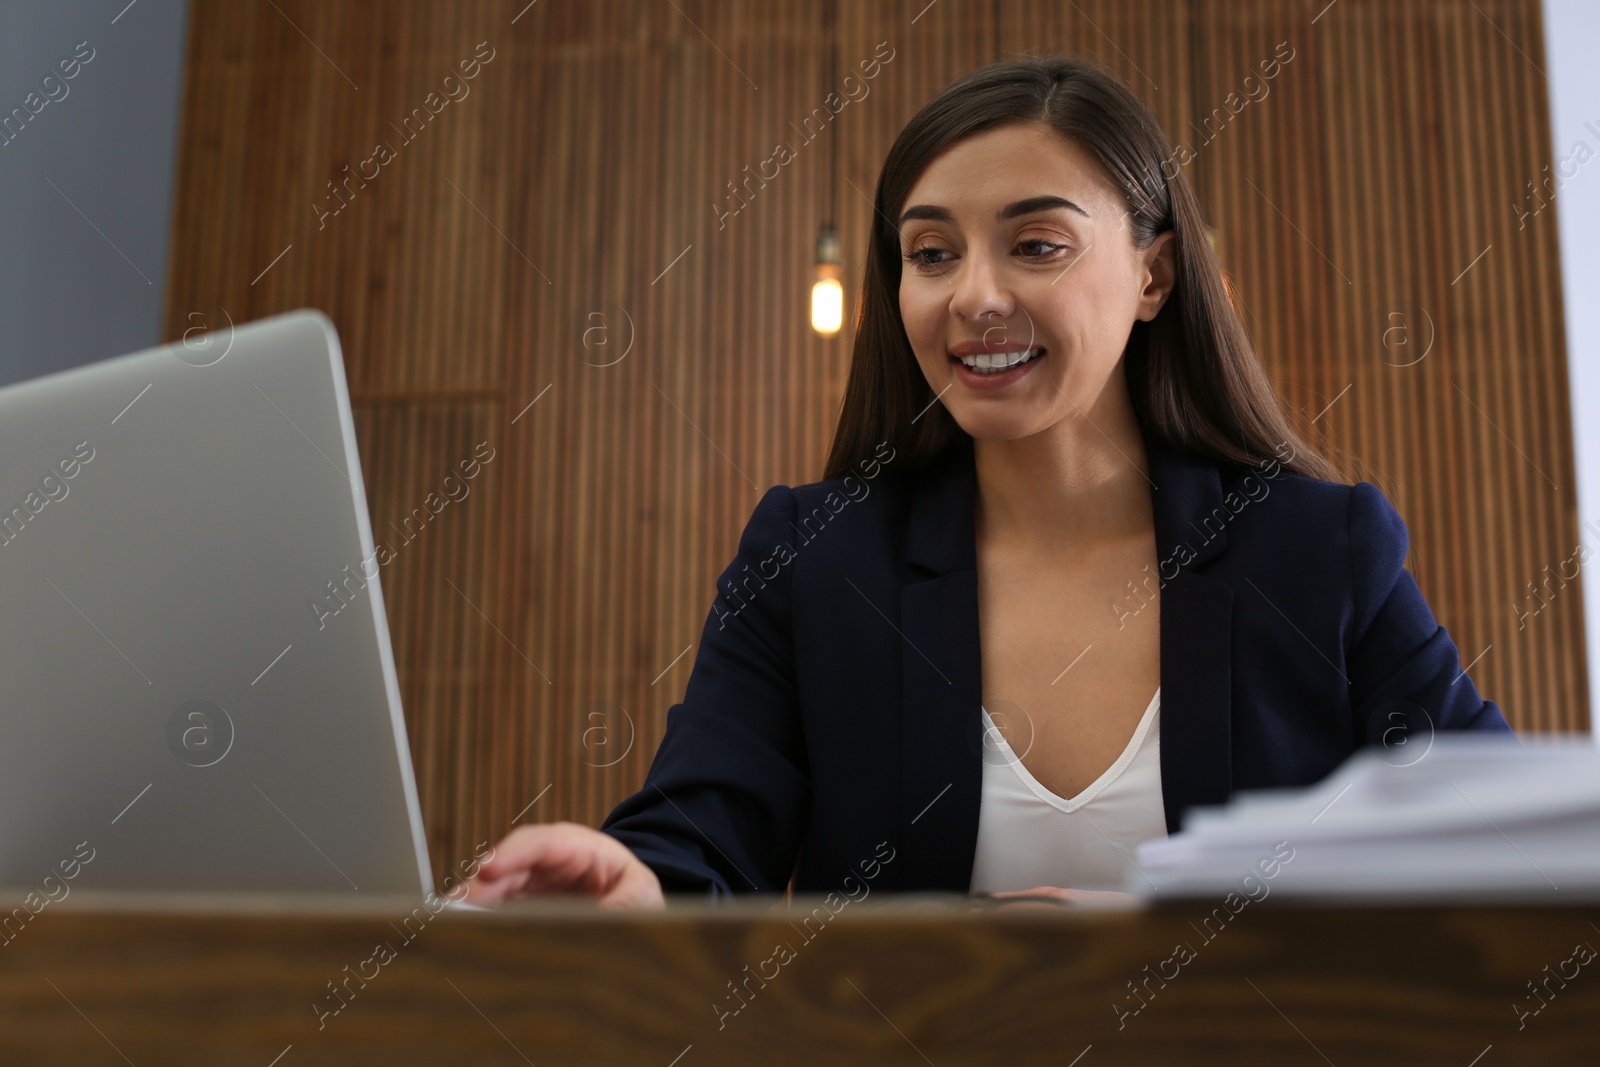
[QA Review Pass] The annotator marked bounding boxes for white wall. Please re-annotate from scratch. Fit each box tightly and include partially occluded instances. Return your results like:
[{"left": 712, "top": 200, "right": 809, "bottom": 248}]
[
  {"left": 0, "top": 0, "right": 189, "bottom": 386},
  {"left": 1543, "top": 0, "right": 1600, "bottom": 732}
]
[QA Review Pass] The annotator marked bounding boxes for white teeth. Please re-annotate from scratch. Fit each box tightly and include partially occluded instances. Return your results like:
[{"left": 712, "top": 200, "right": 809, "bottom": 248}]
[{"left": 959, "top": 348, "right": 1043, "bottom": 372}]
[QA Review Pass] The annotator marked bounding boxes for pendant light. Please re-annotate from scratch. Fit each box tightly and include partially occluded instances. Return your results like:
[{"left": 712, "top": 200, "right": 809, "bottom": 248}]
[
  {"left": 811, "top": 227, "right": 843, "bottom": 336},
  {"left": 810, "top": 0, "right": 844, "bottom": 337}
]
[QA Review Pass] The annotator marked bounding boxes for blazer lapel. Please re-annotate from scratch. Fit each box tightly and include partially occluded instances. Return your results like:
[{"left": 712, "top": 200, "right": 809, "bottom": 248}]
[
  {"left": 894, "top": 424, "right": 1236, "bottom": 893},
  {"left": 1141, "top": 424, "right": 1236, "bottom": 834},
  {"left": 898, "top": 440, "right": 984, "bottom": 892}
]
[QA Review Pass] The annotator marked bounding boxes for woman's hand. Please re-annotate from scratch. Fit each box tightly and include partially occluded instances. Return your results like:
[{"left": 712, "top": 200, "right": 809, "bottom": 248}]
[
  {"left": 461, "top": 821, "right": 665, "bottom": 910},
  {"left": 983, "top": 885, "right": 1137, "bottom": 908}
]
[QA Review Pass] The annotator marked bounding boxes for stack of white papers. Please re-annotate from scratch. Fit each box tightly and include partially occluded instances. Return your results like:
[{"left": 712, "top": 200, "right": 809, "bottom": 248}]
[{"left": 1131, "top": 734, "right": 1600, "bottom": 902}]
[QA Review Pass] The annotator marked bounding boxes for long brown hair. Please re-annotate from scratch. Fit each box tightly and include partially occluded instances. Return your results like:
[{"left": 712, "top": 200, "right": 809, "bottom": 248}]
[{"left": 821, "top": 55, "right": 1341, "bottom": 484}]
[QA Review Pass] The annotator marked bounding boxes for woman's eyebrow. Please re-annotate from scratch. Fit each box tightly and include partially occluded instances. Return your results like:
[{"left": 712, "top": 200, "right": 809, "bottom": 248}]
[{"left": 896, "top": 194, "right": 1091, "bottom": 229}]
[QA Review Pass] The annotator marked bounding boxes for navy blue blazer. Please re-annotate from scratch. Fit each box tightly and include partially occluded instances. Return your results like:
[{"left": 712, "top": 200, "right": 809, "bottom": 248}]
[{"left": 600, "top": 423, "right": 1513, "bottom": 898}]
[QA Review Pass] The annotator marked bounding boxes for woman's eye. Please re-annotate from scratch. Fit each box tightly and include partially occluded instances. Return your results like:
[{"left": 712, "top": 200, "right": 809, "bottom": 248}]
[
  {"left": 901, "top": 240, "right": 1068, "bottom": 271},
  {"left": 1018, "top": 238, "right": 1067, "bottom": 257},
  {"left": 902, "top": 246, "right": 949, "bottom": 269}
]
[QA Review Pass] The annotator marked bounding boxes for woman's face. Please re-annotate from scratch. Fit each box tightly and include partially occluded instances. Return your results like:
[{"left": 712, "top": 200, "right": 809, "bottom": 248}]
[{"left": 896, "top": 122, "right": 1175, "bottom": 442}]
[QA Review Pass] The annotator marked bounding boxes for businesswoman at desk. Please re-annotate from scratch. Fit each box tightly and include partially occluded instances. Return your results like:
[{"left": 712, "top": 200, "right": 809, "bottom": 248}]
[{"left": 464, "top": 56, "right": 1512, "bottom": 910}]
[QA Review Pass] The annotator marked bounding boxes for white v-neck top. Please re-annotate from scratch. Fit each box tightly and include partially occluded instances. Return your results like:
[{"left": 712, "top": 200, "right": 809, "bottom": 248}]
[{"left": 968, "top": 688, "right": 1168, "bottom": 894}]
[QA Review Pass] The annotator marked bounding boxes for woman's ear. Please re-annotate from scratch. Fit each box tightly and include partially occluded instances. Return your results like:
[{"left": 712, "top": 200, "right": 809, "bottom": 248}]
[{"left": 1136, "top": 230, "right": 1178, "bottom": 321}]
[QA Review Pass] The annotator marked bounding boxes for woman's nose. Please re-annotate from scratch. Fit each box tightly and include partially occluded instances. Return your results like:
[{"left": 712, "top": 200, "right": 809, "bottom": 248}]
[{"left": 948, "top": 252, "right": 1015, "bottom": 324}]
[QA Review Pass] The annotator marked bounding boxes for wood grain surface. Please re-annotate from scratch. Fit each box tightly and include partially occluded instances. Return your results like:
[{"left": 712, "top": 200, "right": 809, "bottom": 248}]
[{"left": 3, "top": 893, "right": 1600, "bottom": 1063}]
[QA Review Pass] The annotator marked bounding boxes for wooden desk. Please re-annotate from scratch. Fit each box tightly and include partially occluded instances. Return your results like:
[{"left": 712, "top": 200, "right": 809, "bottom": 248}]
[{"left": 2, "top": 890, "right": 1597, "bottom": 1064}]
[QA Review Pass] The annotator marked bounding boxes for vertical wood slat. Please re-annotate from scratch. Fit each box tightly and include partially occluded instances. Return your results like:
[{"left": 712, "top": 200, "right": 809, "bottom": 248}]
[{"left": 162, "top": 0, "right": 1587, "bottom": 887}]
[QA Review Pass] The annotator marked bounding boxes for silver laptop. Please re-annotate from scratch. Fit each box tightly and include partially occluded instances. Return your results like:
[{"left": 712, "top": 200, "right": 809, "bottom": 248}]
[{"left": 0, "top": 309, "right": 434, "bottom": 897}]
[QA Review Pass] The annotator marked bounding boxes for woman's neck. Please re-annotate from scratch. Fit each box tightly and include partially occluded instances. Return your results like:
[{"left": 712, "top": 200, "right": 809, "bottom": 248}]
[{"left": 972, "top": 395, "right": 1153, "bottom": 559}]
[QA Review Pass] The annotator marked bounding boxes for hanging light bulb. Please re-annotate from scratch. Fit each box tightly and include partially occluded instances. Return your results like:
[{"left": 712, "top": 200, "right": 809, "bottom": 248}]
[
  {"left": 811, "top": 224, "right": 844, "bottom": 336},
  {"left": 811, "top": 0, "right": 844, "bottom": 338}
]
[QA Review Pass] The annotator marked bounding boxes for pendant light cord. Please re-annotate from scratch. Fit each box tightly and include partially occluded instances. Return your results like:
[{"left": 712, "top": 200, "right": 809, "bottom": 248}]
[{"left": 826, "top": 0, "right": 837, "bottom": 231}]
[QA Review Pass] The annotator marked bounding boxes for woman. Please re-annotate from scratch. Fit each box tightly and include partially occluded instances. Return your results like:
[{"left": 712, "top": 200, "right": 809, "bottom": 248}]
[{"left": 463, "top": 55, "right": 1512, "bottom": 910}]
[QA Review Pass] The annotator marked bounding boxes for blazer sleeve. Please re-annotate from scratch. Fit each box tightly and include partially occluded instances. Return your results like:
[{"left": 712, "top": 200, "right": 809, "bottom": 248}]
[
  {"left": 598, "top": 485, "right": 810, "bottom": 899},
  {"left": 1346, "top": 481, "right": 1515, "bottom": 744}
]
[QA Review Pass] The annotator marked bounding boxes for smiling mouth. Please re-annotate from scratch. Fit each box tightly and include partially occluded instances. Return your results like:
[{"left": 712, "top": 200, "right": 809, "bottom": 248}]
[{"left": 950, "top": 347, "right": 1046, "bottom": 374}]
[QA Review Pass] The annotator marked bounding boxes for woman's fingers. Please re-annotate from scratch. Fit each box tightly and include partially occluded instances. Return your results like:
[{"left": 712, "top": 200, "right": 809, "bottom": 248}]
[
  {"left": 597, "top": 856, "right": 667, "bottom": 910},
  {"left": 462, "top": 823, "right": 591, "bottom": 904},
  {"left": 461, "top": 821, "right": 663, "bottom": 908},
  {"left": 460, "top": 866, "right": 530, "bottom": 905},
  {"left": 985, "top": 886, "right": 1138, "bottom": 907},
  {"left": 471, "top": 821, "right": 584, "bottom": 882},
  {"left": 988, "top": 885, "right": 1077, "bottom": 902}
]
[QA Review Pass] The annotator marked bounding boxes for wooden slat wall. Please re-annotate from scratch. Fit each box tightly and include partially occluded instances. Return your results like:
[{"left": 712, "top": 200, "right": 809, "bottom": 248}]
[{"left": 163, "top": 0, "right": 1587, "bottom": 885}]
